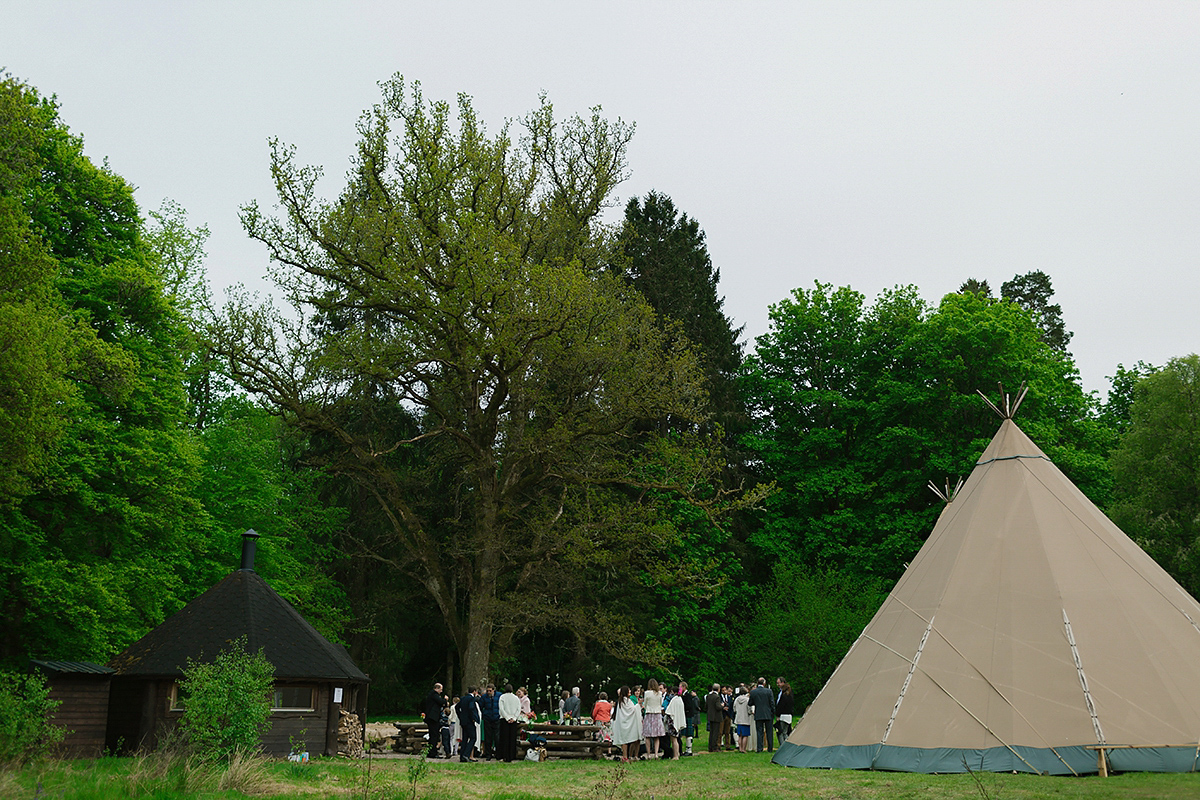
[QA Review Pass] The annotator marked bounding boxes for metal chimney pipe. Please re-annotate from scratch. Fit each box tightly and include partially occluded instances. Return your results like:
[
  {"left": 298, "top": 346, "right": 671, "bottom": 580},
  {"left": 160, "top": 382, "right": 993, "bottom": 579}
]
[{"left": 240, "top": 529, "right": 260, "bottom": 571}]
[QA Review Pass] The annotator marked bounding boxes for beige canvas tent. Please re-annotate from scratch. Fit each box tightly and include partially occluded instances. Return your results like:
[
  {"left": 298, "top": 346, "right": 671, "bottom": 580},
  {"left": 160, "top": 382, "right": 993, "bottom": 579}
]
[{"left": 774, "top": 417, "right": 1200, "bottom": 774}]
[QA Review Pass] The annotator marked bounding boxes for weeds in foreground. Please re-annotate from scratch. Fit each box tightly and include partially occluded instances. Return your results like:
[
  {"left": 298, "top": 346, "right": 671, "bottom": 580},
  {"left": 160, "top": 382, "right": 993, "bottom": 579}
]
[
  {"left": 124, "top": 745, "right": 214, "bottom": 796},
  {"left": 216, "top": 749, "right": 271, "bottom": 793},
  {"left": 405, "top": 755, "right": 430, "bottom": 800},
  {"left": 591, "top": 759, "right": 629, "bottom": 800},
  {"left": 962, "top": 755, "right": 1004, "bottom": 800}
]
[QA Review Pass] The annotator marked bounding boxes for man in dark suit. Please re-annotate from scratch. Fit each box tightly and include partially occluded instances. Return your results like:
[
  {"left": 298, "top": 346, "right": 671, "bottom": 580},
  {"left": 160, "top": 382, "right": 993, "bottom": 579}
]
[
  {"left": 705, "top": 683, "right": 724, "bottom": 752},
  {"left": 456, "top": 687, "right": 481, "bottom": 762},
  {"left": 421, "top": 682, "right": 445, "bottom": 758},
  {"left": 747, "top": 677, "right": 776, "bottom": 752}
]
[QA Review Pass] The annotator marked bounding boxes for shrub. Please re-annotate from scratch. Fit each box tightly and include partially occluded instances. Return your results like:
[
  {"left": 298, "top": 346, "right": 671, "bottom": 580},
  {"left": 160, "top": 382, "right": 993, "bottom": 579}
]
[
  {"left": 0, "top": 670, "right": 65, "bottom": 767},
  {"left": 178, "top": 636, "right": 274, "bottom": 760}
]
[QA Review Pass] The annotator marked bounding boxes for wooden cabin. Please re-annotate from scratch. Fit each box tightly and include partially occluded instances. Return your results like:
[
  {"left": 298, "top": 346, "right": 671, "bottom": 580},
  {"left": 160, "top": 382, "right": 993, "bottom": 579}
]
[
  {"left": 31, "top": 660, "right": 113, "bottom": 758},
  {"left": 106, "top": 531, "right": 369, "bottom": 756}
]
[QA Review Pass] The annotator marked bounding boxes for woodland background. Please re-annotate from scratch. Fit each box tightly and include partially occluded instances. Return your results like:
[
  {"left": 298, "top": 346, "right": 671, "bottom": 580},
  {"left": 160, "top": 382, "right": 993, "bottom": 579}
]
[{"left": 2, "top": 73, "right": 1194, "bottom": 717}]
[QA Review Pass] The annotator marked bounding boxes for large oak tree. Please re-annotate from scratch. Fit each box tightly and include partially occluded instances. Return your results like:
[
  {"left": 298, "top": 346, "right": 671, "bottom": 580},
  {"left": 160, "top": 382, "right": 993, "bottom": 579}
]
[{"left": 215, "top": 78, "right": 716, "bottom": 688}]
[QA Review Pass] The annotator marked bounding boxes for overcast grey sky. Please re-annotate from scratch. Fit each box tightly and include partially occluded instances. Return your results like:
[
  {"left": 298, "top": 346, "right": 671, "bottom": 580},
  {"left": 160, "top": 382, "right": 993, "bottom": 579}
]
[{"left": 5, "top": 1, "right": 1199, "bottom": 396}]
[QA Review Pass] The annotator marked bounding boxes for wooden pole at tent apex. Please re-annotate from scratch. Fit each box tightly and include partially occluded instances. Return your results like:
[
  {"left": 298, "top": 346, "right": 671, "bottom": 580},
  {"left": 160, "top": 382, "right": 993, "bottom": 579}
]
[{"left": 977, "top": 382, "right": 1029, "bottom": 420}]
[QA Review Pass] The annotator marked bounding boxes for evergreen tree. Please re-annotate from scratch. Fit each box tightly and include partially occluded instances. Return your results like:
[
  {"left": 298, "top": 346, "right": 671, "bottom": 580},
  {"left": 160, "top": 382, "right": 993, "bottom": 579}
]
[
  {"left": 958, "top": 278, "right": 992, "bottom": 297},
  {"left": 617, "top": 191, "right": 744, "bottom": 432},
  {"left": 1001, "top": 269, "right": 1073, "bottom": 353}
]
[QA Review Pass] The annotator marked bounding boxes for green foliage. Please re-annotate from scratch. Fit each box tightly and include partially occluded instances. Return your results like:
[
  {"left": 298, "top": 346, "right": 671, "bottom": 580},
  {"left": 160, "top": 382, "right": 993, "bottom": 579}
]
[
  {"left": 741, "top": 282, "right": 1108, "bottom": 580},
  {"left": 0, "top": 670, "right": 64, "bottom": 767},
  {"left": 617, "top": 191, "right": 745, "bottom": 433},
  {"left": 1100, "top": 361, "right": 1158, "bottom": 437},
  {"left": 215, "top": 76, "right": 728, "bottom": 690},
  {"left": 144, "top": 199, "right": 231, "bottom": 429},
  {"left": 1000, "top": 269, "right": 1073, "bottom": 353},
  {"left": 957, "top": 278, "right": 992, "bottom": 297},
  {"left": 1109, "top": 355, "right": 1200, "bottom": 596},
  {"left": 178, "top": 637, "right": 274, "bottom": 760},
  {"left": 0, "top": 75, "right": 210, "bottom": 667},
  {"left": 0, "top": 76, "right": 76, "bottom": 505},
  {"left": 731, "top": 566, "right": 888, "bottom": 709},
  {"left": 194, "top": 399, "right": 349, "bottom": 640}
]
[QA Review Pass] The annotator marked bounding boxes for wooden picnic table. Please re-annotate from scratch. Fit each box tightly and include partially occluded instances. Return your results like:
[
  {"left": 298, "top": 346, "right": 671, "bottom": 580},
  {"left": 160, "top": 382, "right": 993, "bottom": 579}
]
[{"left": 385, "top": 720, "right": 618, "bottom": 760}]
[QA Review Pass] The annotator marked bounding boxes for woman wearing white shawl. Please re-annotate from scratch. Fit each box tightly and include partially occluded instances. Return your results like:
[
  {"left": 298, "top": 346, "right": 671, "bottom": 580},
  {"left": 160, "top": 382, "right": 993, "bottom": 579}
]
[
  {"left": 610, "top": 686, "right": 643, "bottom": 762},
  {"left": 665, "top": 689, "right": 687, "bottom": 760}
]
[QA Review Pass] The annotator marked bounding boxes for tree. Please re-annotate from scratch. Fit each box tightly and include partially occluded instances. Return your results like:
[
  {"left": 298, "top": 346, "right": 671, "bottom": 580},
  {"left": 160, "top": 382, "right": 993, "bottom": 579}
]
[
  {"left": 1109, "top": 355, "right": 1200, "bottom": 597},
  {"left": 741, "top": 283, "right": 1108, "bottom": 580},
  {"left": 0, "top": 76, "right": 76, "bottom": 505},
  {"left": 1001, "top": 269, "right": 1073, "bottom": 353},
  {"left": 730, "top": 566, "right": 887, "bottom": 710},
  {"left": 214, "top": 77, "right": 720, "bottom": 689},
  {"left": 616, "top": 191, "right": 744, "bottom": 431},
  {"left": 958, "top": 278, "right": 992, "bottom": 297},
  {"left": 0, "top": 76, "right": 206, "bottom": 666},
  {"left": 1101, "top": 361, "right": 1158, "bottom": 437}
]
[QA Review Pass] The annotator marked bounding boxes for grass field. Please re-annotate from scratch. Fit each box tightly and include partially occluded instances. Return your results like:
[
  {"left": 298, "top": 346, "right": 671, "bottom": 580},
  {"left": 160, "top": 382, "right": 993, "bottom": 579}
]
[{"left": 8, "top": 749, "right": 1200, "bottom": 799}]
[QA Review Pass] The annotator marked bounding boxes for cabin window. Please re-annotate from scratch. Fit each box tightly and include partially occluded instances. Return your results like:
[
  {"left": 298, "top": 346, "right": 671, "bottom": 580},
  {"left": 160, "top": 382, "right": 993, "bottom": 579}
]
[
  {"left": 169, "top": 682, "right": 188, "bottom": 711},
  {"left": 272, "top": 685, "right": 316, "bottom": 712}
]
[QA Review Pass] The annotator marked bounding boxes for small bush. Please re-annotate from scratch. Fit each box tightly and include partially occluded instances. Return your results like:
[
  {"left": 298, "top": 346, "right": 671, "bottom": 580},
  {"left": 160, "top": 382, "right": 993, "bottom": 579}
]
[
  {"left": 178, "top": 636, "right": 273, "bottom": 761},
  {"left": 0, "top": 670, "right": 65, "bottom": 767}
]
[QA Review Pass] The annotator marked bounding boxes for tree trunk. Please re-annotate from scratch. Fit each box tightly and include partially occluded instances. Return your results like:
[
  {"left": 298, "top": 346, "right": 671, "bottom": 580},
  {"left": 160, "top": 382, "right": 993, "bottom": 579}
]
[{"left": 461, "top": 600, "right": 494, "bottom": 691}]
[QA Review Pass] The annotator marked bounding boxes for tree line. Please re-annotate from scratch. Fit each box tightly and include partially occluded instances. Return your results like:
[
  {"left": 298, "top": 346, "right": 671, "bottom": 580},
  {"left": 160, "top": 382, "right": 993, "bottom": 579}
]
[{"left": 2, "top": 72, "right": 1197, "bottom": 714}]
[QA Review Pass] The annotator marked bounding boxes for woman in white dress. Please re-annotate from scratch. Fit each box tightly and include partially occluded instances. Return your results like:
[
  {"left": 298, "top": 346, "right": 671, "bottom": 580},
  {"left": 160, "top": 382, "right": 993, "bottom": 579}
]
[
  {"left": 665, "top": 688, "right": 687, "bottom": 760},
  {"left": 641, "top": 678, "right": 665, "bottom": 759},
  {"left": 610, "top": 686, "right": 643, "bottom": 762},
  {"left": 449, "top": 695, "right": 461, "bottom": 756}
]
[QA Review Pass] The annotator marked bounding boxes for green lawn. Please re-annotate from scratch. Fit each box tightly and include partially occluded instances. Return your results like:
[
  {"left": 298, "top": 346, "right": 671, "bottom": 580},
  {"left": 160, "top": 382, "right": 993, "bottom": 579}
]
[{"left": 8, "top": 749, "right": 1200, "bottom": 799}]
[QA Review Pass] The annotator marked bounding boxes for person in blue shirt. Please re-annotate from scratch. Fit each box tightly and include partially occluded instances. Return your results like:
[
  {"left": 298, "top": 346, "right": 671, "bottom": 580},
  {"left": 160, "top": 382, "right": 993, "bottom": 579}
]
[{"left": 478, "top": 684, "right": 501, "bottom": 760}]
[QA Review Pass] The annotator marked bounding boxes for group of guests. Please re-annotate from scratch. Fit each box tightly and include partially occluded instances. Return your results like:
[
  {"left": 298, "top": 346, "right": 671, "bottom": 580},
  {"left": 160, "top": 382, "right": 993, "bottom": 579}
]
[
  {"left": 420, "top": 683, "right": 537, "bottom": 762},
  {"left": 605, "top": 678, "right": 703, "bottom": 761},
  {"left": 705, "top": 677, "right": 796, "bottom": 754},
  {"left": 419, "top": 675, "right": 796, "bottom": 763}
]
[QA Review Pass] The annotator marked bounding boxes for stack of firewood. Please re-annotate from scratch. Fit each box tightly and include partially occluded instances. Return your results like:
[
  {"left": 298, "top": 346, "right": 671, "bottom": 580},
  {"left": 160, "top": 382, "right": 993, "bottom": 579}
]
[{"left": 338, "top": 709, "right": 365, "bottom": 758}]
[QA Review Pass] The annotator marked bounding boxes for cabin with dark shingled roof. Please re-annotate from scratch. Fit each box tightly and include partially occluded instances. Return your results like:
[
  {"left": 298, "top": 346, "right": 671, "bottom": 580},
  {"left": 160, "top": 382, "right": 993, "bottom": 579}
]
[{"left": 105, "top": 531, "right": 369, "bottom": 756}]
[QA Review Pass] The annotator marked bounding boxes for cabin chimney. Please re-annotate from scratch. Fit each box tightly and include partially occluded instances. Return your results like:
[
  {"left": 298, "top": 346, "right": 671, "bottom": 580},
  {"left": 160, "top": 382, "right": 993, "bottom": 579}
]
[{"left": 239, "top": 529, "right": 260, "bottom": 571}]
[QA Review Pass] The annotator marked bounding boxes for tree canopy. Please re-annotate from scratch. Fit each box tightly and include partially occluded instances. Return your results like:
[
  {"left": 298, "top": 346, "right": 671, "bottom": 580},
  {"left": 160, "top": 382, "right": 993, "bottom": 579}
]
[
  {"left": 740, "top": 283, "right": 1108, "bottom": 580},
  {"left": 1000, "top": 269, "right": 1073, "bottom": 353},
  {"left": 616, "top": 191, "right": 744, "bottom": 432},
  {"left": 1109, "top": 355, "right": 1200, "bottom": 597},
  {"left": 214, "top": 77, "right": 727, "bottom": 689},
  {"left": 0, "top": 76, "right": 209, "bottom": 665}
]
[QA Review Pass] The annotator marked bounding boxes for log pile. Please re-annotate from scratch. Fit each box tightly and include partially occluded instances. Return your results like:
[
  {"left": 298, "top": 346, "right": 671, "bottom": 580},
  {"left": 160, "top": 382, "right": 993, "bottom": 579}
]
[
  {"left": 391, "top": 722, "right": 432, "bottom": 755},
  {"left": 338, "top": 710, "right": 365, "bottom": 758}
]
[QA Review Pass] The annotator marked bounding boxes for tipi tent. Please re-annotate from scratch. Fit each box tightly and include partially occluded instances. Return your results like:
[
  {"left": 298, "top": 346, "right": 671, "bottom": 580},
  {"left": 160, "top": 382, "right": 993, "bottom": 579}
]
[{"left": 774, "top": 416, "right": 1200, "bottom": 775}]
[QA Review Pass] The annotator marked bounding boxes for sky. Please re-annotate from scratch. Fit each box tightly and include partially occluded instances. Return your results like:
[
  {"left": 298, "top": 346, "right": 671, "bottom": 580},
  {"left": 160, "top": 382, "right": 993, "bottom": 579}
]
[{"left": 4, "top": 1, "right": 1199, "bottom": 396}]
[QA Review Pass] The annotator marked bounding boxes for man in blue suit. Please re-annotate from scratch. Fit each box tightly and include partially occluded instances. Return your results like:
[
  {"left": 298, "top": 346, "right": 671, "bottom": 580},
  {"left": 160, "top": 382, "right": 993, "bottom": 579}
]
[{"left": 456, "top": 688, "right": 481, "bottom": 762}]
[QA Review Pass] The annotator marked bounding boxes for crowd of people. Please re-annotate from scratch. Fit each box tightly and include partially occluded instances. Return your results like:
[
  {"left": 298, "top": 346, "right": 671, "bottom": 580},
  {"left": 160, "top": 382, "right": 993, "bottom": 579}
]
[{"left": 418, "top": 676, "right": 796, "bottom": 763}]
